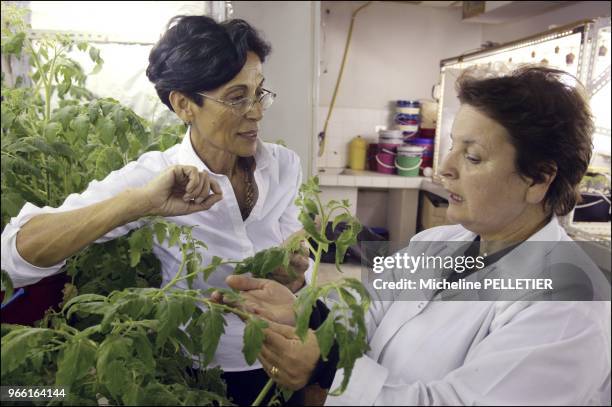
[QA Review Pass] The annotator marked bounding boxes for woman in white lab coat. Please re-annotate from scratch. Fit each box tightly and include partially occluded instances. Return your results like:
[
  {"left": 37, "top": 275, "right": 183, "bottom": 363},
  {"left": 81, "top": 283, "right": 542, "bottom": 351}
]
[{"left": 219, "top": 66, "right": 611, "bottom": 405}]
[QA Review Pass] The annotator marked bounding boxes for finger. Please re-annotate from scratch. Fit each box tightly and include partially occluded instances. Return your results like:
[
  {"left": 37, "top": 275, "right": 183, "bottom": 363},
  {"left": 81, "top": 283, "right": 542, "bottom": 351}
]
[
  {"left": 264, "top": 321, "right": 299, "bottom": 343},
  {"left": 201, "top": 172, "right": 211, "bottom": 196},
  {"left": 241, "top": 292, "right": 260, "bottom": 304},
  {"left": 242, "top": 300, "right": 261, "bottom": 315},
  {"left": 209, "top": 178, "right": 223, "bottom": 195},
  {"left": 260, "top": 344, "right": 283, "bottom": 366},
  {"left": 289, "top": 254, "right": 309, "bottom": 271},
  {"left": 199, "top": 192, "right": 223, "bottom": 210},
  {"left": 186, "top": 169, "right": 202, "bottom": 195},
  {"left": 258, "top": 350, "right": 273, "bottom": 371},
  {"left": 269, "top": 268, "right": 291, "bottom": 284},
  {"left": 179, "top": 166, "right": 198, "bottom": 200},
  {"left": 210, "top": 291, "right": 223, "bottom": 304},
  {"left": 181, "top": 192, "right": 223, "bottom": 214},
  {"left": 193, "top": 173, "right": 210, "bottom": 204},
  {"left": 225, "top": 275, "right": 268, "bottom": 292},
  {"left": 190, "top": 171, "right": 204, "bottom": 195},
  {"left": 240, "top": 294, "right": 272, "bottom": 316},
  {"left": 184, "top": 188, "right": 222, "bottom": 212},
  {"left": 258, "top": 350, "right": 278, "bottom": 378}
]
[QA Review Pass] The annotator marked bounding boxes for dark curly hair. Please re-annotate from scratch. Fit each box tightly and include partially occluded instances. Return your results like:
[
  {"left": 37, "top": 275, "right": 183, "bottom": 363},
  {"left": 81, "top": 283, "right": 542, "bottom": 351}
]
[
  {"left": 456, "top": 65, "right": 594, "bottom": 216},
  {"left": 146, "top": 15, "right": 272, "bottom": 111}
]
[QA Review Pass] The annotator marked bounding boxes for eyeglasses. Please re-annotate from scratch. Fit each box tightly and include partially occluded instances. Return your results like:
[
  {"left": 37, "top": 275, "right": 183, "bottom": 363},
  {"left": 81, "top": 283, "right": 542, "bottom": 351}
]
[{"left": 197, "top": 88, "right": 276, "bottom": 116}]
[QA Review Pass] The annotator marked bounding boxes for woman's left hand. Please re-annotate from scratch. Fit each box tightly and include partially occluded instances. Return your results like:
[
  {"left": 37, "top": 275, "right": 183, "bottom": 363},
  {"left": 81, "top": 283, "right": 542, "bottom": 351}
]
[
  {"left": 258, "top": 321, "right": 320, "bottom": 391},
  {"left": 214, "top": 275, "right": 297, "bottom": 326},
  {"left": 270, "top": 232, "right": 310, "bottom": 292},
  {"left": 269, "top": 250, "right": 309, "bottom": 293}
]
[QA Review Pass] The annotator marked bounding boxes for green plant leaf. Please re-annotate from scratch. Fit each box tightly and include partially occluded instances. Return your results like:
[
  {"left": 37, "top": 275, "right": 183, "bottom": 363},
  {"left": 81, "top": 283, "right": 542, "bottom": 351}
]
[
  {"left": 51, "top": 141, "right": 75, "bottom": 160},
  {"left": 1, "top": 192, "right": 25, "bottom": 218},
  {"left": 43, "top": 123, "right": 62, "bottom": 143},
  {"left": 198, "top": 307, "right": 226, "bottom": 365},
  {"left": 1, "top": 328, "right": 55, "bottom": 375},
  {"left": 315, "top": 311, "right": 336, "bottom": 361},
  {"left": 3, "top": 32, "right": 26, "bottom": 55},
  {"left": 154, "top": 296, "right": 185, "bottom": 349},
  {"left": 53, "top": 105, "right": 79, "bottom": 130},
  {"left": 88, "top": 47, "right": 100, "bottom": 63},
  {"left": 97, "top": 117, "right": 115, "bottom": 145},
  {"left": 153, "top": 222, "right": 166, "bottom": 244},
  {"left": 71, "top": 114, "right": 90, "bottom": 140},
  {"left": 294, "top": 285, "right": 318, "bottom": 340},
  {"left": 61, "top": 293, "right": 108, "bottom": 313},
  {"left": 87, "top": 102, "right": 100, "bottom": 123},
  {"left": 55, "top": 338, "right": 96, "bottom": 387},
  {"left": 91, "top": 63, "right": 103, "bottom": 75},
  {"left": 131, "top": 333, "right": 155, "bottom": 371},
  {"left": 242, "top": 317, "right": 268, "bottom": 365}
]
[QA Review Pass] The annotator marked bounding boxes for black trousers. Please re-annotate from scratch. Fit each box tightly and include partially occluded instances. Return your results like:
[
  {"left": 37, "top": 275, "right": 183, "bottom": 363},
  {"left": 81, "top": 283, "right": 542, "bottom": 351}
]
[{"left": 222, "top": 368, "right": 304, "bottom": 406}]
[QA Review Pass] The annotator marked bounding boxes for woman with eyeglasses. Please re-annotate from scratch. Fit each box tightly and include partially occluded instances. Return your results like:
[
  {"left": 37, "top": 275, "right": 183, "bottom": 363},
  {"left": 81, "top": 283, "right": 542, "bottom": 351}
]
[{"left": 1, "top": 15, "right": 312, "bottom": 405}]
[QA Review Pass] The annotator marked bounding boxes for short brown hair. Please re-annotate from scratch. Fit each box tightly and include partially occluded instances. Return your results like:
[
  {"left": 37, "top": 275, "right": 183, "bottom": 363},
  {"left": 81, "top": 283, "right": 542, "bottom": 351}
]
[{"left": 456, "top": 65, "right": 594, "bottom": 216}]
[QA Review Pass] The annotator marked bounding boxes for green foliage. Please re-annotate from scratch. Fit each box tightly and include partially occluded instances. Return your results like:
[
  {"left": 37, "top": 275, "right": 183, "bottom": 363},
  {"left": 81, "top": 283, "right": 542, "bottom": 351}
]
[
  {"left": 234, "top": 247, "right": 289, "bottom": 278},
  {"left": 0, "top": 221, "right": 269, "bottom": 405},
  {"left": 193, "top": 307, "right": 226, "bottom": 366},
  {"left": 243, "top": 318, "right": 268, "bottom": 366}
]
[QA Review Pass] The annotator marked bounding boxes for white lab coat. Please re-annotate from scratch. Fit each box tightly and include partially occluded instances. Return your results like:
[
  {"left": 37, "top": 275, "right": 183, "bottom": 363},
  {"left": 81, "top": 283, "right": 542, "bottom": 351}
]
[{"left": 326, "top": 217, "right": 611, "bottom": 405}]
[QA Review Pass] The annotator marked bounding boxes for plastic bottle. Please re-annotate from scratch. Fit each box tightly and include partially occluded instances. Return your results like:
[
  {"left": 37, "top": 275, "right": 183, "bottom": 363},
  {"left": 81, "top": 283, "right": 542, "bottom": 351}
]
[{"left": 349, "top": 136, "right": 368, "bottom": 171}]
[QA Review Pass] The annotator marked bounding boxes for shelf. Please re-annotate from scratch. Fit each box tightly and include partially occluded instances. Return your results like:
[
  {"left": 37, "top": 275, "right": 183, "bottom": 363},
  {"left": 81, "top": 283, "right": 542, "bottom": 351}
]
[{"left": 317, "top": 168, "right": 428, "bottom": 189}]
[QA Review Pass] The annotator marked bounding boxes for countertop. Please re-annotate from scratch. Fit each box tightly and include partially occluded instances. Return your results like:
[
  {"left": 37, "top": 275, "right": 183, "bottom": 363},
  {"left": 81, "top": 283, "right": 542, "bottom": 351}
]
[{"left": 317, "top": 168, "right": 449, "bottom": 196}]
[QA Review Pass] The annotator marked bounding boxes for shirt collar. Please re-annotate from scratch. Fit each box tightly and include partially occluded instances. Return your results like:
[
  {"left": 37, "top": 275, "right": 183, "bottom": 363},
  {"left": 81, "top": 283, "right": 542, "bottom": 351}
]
[
  {"left": 177, "top": 127, "right": 276, "bottom": 180},
  {"left": 523, "top": 215, "right": 563, "bottom": 242}
]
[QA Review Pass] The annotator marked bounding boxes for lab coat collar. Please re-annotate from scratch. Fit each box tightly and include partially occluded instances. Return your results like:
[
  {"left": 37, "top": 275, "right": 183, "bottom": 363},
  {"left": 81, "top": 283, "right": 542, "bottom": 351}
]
[
  {"left": 177, "top": 127, "right": 276, "bottom": 181},
  {"left": 434, "top": 216, "right": 565, "bottom": 301}
]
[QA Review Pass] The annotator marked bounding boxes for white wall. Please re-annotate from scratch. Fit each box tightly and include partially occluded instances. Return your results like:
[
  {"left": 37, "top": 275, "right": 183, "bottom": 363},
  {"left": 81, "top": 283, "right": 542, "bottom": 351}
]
[
  {"left": 481, "top": 1, "right": 611, "bottom": 44},
  {"left": 318, "top": 1, "right": 482, "bottom": 168},
  {"left": 232, "top": 1, "right": 319, "bottom": 177},
  {"left": 320, "top": 1, "right": 482, "bottom": 109}
]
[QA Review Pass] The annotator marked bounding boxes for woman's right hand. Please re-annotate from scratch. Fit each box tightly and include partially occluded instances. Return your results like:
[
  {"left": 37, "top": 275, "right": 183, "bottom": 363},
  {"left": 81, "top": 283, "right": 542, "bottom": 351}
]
[
  {"left": 138, "top": 165, "right": 223, "bottom": 217},
  {"left": 259, "top": 322, "right": 320, "bottom": 391}
]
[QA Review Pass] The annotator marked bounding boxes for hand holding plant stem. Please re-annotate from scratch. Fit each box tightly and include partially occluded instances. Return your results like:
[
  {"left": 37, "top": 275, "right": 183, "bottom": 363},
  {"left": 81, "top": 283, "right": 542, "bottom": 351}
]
[{"left": 242, "top": 176, "right": 370, "bottom": 405}]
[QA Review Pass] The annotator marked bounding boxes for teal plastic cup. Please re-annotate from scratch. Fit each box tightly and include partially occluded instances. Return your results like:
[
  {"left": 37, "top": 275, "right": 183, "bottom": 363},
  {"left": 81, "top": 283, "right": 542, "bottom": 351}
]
[{"left": 395, "top": 145, "right": 423, "bottom": 177}]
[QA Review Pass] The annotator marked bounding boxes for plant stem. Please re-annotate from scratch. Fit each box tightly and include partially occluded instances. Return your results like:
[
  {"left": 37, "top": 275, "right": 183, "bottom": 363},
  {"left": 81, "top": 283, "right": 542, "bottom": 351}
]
[
  {"left": 172, "top": 260, "right": 234, "bottom": 285},
  {"left": 158, "top": 245, "right": 188, "bottom": 293},
  {"left": 46, "top": 164, "right": 51, "bottom": 205},
  {"left": 311, "top": 245, "right": 323, "bottom": 287},
  {"left": 252, "top": 378, "right": 274, "bottom": 406},
  {"left": 196, "top": 298, "right": 252, "bottom": 321},
  {"left": 44, "top": 44, "right": 60, "bottom": 121}
]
